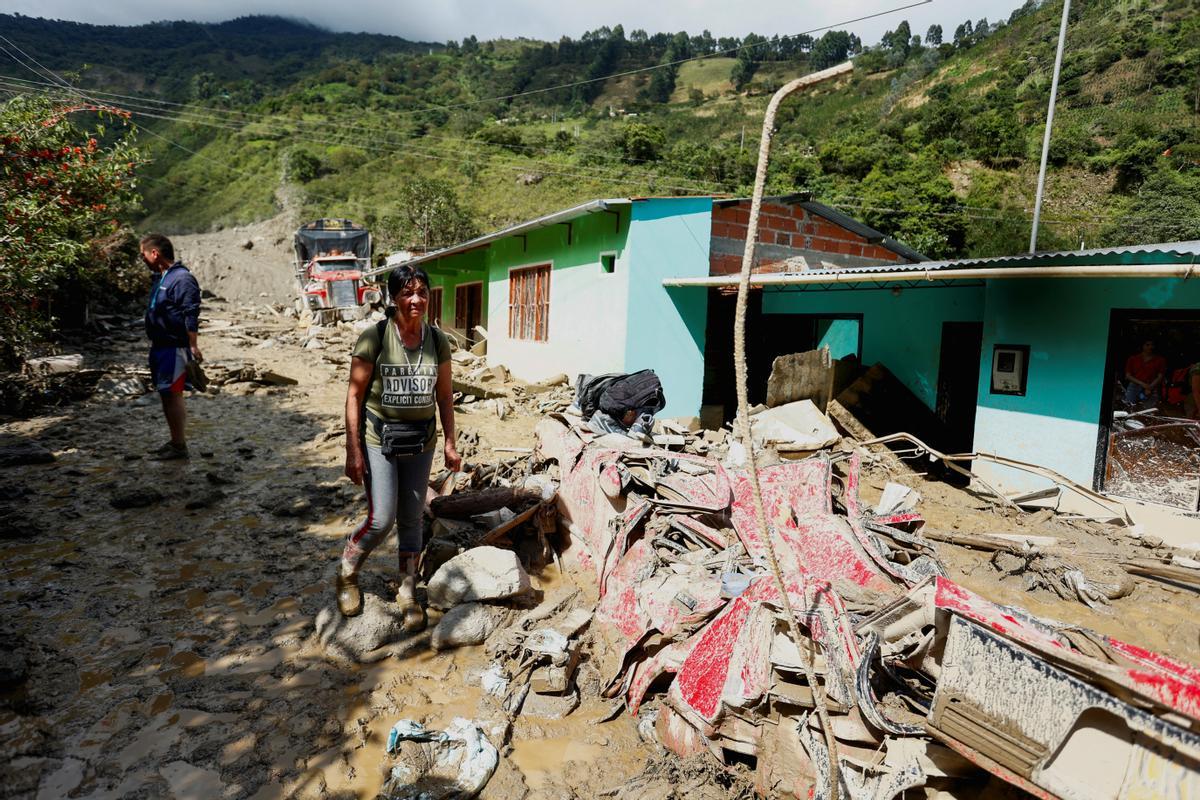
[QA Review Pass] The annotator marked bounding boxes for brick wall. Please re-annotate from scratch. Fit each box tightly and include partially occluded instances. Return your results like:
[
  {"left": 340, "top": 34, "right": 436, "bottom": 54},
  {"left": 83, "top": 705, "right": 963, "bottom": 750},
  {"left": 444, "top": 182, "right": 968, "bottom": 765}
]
[{"left": 709, "top": 200, "right": 911, "bottom": 276}]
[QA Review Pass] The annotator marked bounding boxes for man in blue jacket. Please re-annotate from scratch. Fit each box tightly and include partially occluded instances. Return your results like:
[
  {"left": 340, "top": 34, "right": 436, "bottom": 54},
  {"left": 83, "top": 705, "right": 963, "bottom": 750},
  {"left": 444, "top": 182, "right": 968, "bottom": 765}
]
[{"left": 141, "top": 233, "right": 202, "bottom": 460}]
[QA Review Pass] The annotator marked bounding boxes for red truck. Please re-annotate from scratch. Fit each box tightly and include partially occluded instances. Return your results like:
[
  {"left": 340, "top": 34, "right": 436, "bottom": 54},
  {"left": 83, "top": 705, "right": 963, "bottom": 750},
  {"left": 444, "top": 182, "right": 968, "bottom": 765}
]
[{"left": 293, "top": 218, "right": 382, "bottom": 323}]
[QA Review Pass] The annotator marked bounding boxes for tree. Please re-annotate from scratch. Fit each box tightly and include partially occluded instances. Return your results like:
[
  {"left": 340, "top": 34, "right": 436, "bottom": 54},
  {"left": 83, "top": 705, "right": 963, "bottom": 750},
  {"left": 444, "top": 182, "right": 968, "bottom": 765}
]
[
  {"left": 0, "top": 96, "right": 143, "bottom": 365},
  {"left": 810, "top": 30, "right": 853, "bottom": 70},
  {"left": 617, "top": 123, "right": 665, "bottom": 163},
  {"left": 732, "top": 33, "right": 765, "bottom": 90},
  {"left": 384, "top": 177, "right": 477, "bottom": 250},
  {"left": 926, "top": 24, "right": 943, "bottom": 46},
  {"left": 882, "top": 20, "right": 912, "bottom": 58},
  {"left": 953, "top": 20, "right": 973, "bottom": 47}
]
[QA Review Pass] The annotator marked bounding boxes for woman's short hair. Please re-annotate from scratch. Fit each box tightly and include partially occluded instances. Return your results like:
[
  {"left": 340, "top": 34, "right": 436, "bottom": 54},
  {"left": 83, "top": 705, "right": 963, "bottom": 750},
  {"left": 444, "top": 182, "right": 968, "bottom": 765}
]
[{"left": 387, "top": 264, "right": 431, "bottom": 298}]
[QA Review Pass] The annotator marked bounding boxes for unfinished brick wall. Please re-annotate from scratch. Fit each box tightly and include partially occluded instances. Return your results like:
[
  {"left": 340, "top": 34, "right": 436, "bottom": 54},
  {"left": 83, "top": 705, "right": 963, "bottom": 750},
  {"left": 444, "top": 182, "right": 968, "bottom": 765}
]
[{"left": 710, "top": 200, "right": 913, "bottom": 276}]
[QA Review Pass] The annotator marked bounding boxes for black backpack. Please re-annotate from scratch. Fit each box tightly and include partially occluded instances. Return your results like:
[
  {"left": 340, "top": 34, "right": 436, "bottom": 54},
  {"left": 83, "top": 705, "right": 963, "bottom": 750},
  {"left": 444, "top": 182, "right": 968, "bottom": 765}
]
[
  {"left": 575, "top": 373, "right": 624, "bottom": 420},
  {"left": 599, "top": 369, "right": 665, "bottom": 418}
]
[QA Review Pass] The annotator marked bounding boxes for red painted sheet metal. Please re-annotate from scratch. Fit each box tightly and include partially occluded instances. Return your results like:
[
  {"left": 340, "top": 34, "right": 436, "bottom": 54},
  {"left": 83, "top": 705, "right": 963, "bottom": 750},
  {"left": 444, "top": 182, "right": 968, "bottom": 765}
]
[
  {"left": 1105, "top": 639, "right": 1200, "bottom": 720},
  {"left": 628, "top": 640, "right": 693, "bottom": 714},
  {"left": 673, "top": 595, "right": 754, "bottom": 722},
  {"left": 730, "top": 465, "right": 899, "bottom": 594},
  {"left": 934, "top": 576, "right": 1200, "bottom": 723},
  {"left": 933, "top": 577, "right": 1069, "bottom": 650}
]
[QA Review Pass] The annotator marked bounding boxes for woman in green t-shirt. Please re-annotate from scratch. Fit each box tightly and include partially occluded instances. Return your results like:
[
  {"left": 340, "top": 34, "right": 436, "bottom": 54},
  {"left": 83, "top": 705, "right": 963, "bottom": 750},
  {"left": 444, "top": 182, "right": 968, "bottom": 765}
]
[{"left": 336, "top": 265, "right": 460, "bottom": 629}]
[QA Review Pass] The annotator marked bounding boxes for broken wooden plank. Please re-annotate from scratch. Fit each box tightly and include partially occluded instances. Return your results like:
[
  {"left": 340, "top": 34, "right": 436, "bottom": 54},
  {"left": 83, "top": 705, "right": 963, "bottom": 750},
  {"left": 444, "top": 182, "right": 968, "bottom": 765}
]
[{"left": 430, "top": 487, "right": 542, "bottom": 519}]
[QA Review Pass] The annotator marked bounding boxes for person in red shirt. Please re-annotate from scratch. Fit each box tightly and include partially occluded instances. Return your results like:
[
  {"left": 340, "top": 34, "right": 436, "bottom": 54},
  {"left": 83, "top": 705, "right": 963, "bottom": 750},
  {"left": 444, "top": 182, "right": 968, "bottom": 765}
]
[{"left": 1124, "top": 339, "right": 1167, "bottom": 406}]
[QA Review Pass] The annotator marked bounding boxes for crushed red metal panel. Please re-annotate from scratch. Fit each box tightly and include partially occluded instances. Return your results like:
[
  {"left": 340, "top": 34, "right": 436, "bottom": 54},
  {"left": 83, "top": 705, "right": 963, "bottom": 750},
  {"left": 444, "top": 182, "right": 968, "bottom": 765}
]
[{"left": 538, "top": 419, "right": 1200, "bottom": 798}]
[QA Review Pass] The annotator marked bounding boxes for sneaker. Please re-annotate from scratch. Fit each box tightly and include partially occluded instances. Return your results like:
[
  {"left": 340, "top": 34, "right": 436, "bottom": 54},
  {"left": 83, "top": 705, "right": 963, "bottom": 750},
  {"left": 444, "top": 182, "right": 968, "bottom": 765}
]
[
  {"left": 336, "top": 571, "right": 363, "bottom": 617},
  {"left": 148, "top": 442, "right": 189, "bottom": 460}
]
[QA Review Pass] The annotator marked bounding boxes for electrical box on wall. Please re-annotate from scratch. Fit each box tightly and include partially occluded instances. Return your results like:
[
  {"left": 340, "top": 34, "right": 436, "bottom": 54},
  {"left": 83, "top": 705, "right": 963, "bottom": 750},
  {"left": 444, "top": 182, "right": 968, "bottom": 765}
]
[{"left": 991, "top": 345, "right": 1030, "bottom": 395}]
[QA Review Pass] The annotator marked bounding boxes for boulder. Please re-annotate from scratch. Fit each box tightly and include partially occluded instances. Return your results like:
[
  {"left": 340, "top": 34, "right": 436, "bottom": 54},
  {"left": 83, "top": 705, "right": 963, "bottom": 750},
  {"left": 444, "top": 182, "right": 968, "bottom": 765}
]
[
  {"left": 0, "top": 441, "right": 55, "bottom": 467},
  {"left": 430, "top": 603, "right": 500, "bottom": 651},
  {"left": 314, "top": 592, "right": 407, "bottom": 661},
  {"left": 427, "top": 546, "right": 531, "bottom": 609}
]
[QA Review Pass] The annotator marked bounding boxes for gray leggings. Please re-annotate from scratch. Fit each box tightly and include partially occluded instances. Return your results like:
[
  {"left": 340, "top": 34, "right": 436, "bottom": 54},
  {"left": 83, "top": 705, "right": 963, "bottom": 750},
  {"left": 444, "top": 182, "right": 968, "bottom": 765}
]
[{"left": 341, "top": 444, "right": 435, "bottom": 573}]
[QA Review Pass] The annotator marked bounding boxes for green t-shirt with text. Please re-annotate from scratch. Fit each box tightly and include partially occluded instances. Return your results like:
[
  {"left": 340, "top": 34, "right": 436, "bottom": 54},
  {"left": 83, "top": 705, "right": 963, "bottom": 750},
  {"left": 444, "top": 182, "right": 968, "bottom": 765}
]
[{"left": 352, "top": 321, "right": 450, "bottom": 450}]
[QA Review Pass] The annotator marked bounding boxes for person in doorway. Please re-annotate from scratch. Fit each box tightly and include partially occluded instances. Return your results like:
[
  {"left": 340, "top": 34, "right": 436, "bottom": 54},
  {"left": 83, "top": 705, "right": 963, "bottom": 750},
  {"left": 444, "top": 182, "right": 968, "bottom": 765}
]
[
  {"left": 1187, "top": 362, "right": 1200, "bottom": 420},
  {"left": 141, "top": 233, "right": 202, "bottom": 460},
  {"left": 1123, "top": 339, "right": 1166, "bottom": 407},
  {"left": 337, "top": 265, "right": 459, "bottom": 629}
]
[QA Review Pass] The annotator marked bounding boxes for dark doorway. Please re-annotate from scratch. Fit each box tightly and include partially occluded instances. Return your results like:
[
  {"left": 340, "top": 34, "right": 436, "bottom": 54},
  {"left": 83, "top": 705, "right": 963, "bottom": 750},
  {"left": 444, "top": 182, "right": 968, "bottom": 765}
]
[
  {"left": 936, "top": 321, "right": 984, "bottom": 454},
  {"left": 454, "top": 282, "right": 483, "bottom": 341},
  {"left": 702, "top": 289, "right": 863, "bottom": 422},
  {"left": 1096, "top": 309, "right": 1200, "bottom": 508}
]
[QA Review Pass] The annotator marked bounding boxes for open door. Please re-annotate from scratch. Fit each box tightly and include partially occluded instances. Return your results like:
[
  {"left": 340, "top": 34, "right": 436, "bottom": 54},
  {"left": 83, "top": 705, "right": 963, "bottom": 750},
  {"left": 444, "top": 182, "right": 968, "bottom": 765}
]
[
  {"left": 936, "top": 321, "right": 984, "bottom": 456},
  {"left": 1098, "top": 310, "right": 1200, "bottom": 509},
  {"left": 454, "top": 282, "right": 483, "bottom": 342}
]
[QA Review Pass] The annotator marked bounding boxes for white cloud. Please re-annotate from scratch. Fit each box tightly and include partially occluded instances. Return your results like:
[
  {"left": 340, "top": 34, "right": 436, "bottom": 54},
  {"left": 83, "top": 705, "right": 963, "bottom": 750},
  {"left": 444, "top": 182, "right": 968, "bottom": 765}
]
[{"left": 3, "top": 0, "right": 1029, "bottom": 46}]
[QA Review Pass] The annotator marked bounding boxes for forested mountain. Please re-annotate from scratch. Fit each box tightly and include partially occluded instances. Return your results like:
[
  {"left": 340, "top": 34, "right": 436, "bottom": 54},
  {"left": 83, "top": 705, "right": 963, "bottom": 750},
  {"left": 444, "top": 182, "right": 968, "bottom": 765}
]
[{"left": 2, "top": 0, "right": 1197, "bottom": 258}]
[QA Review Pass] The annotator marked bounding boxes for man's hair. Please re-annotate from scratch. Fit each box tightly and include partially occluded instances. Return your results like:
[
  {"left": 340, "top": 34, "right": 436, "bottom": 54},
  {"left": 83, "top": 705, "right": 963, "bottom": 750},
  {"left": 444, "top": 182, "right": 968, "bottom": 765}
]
[{"left": 140, "top": 233, "right": 175, "bottom": 262}]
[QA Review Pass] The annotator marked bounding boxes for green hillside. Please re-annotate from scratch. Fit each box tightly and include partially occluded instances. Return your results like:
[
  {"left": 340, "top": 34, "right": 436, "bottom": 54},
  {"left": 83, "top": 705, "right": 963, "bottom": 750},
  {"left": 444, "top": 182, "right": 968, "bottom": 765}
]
[{"left": 2, "top": 0, "right": 1197, "bottom": 257}]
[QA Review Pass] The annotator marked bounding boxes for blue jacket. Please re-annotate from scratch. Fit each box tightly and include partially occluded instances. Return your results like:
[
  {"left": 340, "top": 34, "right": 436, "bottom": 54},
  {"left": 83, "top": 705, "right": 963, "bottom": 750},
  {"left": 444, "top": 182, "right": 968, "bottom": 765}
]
[{"left": 144, "top": 263, "right": 201, "bottom": 347}]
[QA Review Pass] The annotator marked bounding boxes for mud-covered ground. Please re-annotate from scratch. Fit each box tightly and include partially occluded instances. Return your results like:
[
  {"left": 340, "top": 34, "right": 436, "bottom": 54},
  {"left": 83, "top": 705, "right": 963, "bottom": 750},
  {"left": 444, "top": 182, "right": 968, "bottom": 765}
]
[
  {"left": 0, "top": 300, "right": 657, "bottom": 800},
  {"left": 3, "top": 224, "right": 1199, "bottom": 799}
]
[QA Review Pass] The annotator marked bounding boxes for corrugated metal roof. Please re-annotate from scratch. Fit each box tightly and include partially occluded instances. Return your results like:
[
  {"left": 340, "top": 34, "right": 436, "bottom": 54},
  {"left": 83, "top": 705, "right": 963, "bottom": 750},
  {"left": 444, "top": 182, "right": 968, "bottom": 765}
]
[
  {"left": 661, "top": 241, "right": 1200, "bottom": 288},
  {"left": 374, "top": 193, "right": 932, "bottom": 277},
  {"left": 729, "top": 240, "right": 1200, "bottom": 279},
  {"left": 369, "top": 198, "right": 631, "bottom": 276},
  {"left": 914, "top": 240, "right": 1200, "bottom": 271}
]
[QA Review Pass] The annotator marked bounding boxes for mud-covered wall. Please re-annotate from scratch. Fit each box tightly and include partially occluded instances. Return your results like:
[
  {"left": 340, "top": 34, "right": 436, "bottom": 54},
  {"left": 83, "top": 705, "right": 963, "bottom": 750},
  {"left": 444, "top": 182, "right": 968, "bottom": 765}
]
[
  {"left": 761, "top": 284, "right": 986, "bottom": 410},
  {"left": 973, "top": 276, "right": 1200, "bottom": 493}
]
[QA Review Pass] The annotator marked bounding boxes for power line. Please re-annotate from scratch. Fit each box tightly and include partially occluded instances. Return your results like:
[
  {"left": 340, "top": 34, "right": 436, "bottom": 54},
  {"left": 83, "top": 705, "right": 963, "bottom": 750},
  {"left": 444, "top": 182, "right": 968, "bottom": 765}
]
[
  {"left": 0, "top": 80, "right": 722, "bottom": 198},
  {"left": 1, "top": 2, "right": 929, "bottom": 120},
  {"left": 0, "top": 78, "right": 723, "bottom": 194}
]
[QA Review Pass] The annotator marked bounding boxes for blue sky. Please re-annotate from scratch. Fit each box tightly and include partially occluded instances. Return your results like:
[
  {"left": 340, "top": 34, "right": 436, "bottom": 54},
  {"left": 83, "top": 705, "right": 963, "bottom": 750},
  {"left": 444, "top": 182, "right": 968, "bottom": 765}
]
[{"left": 1, "top": 1, "right": 1032, "bottom": 47}]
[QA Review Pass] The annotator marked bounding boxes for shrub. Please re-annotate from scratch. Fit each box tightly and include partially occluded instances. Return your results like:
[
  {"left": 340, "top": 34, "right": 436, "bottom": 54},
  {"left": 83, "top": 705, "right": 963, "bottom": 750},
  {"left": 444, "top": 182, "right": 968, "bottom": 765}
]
[{"left": 0, "top": 96, "right": 144, "bottom": 366}]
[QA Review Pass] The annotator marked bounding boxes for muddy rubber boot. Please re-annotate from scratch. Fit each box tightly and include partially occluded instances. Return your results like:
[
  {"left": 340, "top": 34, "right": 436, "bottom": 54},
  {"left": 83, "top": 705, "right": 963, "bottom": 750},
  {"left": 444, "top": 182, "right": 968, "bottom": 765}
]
[
  {"left": 336, "top": 570, "right": 363, "bottom": 617},
  {"left": 396, "top": 567, "right": 426, "bottom": 633}
]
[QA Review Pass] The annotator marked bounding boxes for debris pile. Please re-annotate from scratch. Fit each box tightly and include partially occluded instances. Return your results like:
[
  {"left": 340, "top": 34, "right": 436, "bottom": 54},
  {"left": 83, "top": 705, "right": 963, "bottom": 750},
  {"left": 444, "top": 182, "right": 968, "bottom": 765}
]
[{"left": 525, "top": 413, "right": 1200, "bottom": 799}]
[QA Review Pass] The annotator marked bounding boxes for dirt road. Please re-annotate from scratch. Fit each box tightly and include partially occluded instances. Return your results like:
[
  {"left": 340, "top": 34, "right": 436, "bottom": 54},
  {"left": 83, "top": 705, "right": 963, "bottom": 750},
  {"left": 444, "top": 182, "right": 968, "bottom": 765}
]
[{"left": 0, "top": 300, "right": 657, "bottom": 800}]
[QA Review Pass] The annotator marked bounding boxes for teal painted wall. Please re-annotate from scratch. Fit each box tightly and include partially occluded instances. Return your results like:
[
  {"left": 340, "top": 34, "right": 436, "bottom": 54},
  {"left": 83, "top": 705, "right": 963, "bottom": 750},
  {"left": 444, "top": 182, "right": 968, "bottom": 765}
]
[
  {"left": 817, "top": 318, "right": 861, "bottom": 359},
  {"left": 761, "top": 284, "right": 986, "bottom": 410},
  {"left": 624, "top": 197, "right": 713, "bottom": 419},
  {"left": 973, "top": 277, "right": 1200, "bottom": 491}
]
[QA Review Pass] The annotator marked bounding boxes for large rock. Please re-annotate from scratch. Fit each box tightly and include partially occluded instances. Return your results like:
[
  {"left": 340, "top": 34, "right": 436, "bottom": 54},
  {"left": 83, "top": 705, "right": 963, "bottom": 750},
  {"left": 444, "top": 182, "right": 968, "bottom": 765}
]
[
  {"left": 0, "top": 441, "right": 55, "bottom": 467},
  {"left": 430, "top": 602, "right": 501, "bottom": 651},
  {"left": 314, "top": 593, "right": 406, "bottom": 661},
  {"left": 427, "top": 547, "right": 530, "bottom": 610}
]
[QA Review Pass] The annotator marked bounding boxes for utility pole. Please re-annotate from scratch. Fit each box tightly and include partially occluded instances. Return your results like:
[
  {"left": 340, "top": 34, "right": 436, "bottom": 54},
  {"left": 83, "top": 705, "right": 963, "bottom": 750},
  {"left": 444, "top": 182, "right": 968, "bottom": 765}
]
[{"left": 1030, "top": 0, "right": 1071, "bottom": 253}]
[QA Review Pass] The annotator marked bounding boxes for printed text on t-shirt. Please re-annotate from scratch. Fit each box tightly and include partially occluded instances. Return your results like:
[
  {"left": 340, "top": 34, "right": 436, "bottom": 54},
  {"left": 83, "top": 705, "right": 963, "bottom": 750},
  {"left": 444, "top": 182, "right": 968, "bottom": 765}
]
[{"left": 379, "top": 363, "right": 436, "bottom": 407}]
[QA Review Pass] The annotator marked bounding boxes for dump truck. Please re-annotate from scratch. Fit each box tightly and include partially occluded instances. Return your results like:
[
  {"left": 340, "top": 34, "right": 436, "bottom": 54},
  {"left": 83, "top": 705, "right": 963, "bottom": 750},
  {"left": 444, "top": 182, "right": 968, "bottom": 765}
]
[{"left": 292, "top": 218, "right": 381, "bottom": 323}]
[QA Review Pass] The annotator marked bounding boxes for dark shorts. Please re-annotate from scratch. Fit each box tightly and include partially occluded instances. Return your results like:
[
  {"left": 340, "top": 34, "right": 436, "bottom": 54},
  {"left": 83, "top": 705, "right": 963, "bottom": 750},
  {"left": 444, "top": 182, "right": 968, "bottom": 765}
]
[{"left": 149, "top": 346, "right": 190, "bottom": 394}]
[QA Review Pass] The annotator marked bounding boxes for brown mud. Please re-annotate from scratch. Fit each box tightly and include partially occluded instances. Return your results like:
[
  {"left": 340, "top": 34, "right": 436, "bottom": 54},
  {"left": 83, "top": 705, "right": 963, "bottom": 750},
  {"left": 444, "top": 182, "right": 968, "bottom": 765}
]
[{"left": 0, "top": 298, "right": 644, "bottom": 799}]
